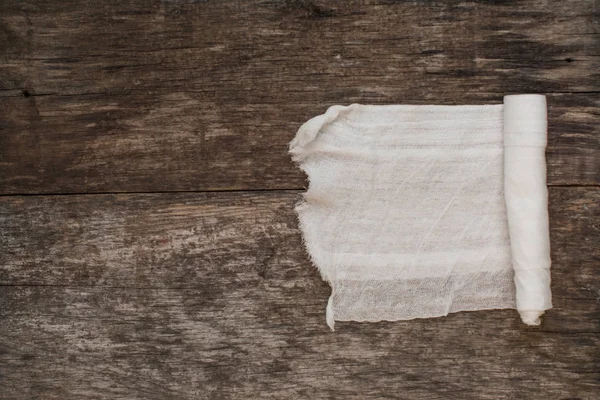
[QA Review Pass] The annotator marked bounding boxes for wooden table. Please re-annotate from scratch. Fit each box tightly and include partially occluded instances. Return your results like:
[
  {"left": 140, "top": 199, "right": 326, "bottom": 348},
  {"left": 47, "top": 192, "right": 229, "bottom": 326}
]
[{"left": 1, "top": 1, "right": 598, "bottom": 399}]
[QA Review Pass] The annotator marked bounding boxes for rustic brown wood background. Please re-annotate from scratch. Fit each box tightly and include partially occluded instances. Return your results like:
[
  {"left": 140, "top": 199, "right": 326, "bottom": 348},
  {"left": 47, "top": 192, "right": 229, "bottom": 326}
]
[{"left": 1, "top": 0, "right": 598, "bottom": 399}]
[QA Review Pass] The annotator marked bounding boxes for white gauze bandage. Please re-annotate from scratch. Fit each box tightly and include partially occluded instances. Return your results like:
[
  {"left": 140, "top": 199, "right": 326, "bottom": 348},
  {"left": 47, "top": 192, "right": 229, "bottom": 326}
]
[{"left": 290, "top": 94, "right": 551, "bottom": 330}]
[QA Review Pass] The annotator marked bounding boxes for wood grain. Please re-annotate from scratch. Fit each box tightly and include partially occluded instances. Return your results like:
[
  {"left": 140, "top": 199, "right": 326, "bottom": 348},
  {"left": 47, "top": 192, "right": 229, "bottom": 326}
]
[
  {"left": 1, "top": 189, "right": 598, "bottom": 399},
  {"left": 1, "top": 1, "right": 598, "bottom": 398},
  {"left": 1, "top": 0, "right": 599, "bottom": 193}
]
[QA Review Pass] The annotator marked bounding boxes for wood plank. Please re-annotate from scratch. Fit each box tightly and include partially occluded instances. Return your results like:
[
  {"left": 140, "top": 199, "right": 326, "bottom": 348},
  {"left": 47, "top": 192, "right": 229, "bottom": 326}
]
[
  {"left": 1, "top": 286, "right": 598, "bottom": 400},
  {"left": 1, "top": 0, "right": 599, "bottom": 193},
  {"left": 1, "top": 188, "right": 598, "bottom": 398},
  {"left": 1, "top": 189, "right": 598, "bottom": 300},
  {"left": 2, "top": 0, "right": 598, "bottom": 96}
]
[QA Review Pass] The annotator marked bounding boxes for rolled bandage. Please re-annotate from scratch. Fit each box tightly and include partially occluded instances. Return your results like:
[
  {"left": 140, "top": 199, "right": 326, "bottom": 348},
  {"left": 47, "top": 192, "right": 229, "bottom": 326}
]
[
  {"left": 503, "top": 94, "right": 552, "bottom": 325},
  {"left": 291, "top": 94, "right": 552, "bottom": 330}
]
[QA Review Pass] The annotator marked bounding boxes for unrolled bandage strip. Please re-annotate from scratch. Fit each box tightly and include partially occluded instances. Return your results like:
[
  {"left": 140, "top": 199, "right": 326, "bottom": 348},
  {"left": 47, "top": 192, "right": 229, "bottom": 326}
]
[{"left": 290, "top": 94, "right": 551, "bottom": 330}]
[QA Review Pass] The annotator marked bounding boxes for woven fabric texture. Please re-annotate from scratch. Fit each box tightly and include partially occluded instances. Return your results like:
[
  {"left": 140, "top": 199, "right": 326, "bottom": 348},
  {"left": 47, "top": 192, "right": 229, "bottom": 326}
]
[{"left": 290, "top": 95, "right": 551, "bottom": 330}]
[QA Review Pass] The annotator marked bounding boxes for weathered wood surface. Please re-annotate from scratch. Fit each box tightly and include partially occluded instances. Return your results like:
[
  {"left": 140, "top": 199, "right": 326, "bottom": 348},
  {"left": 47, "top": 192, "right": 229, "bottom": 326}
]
[
  {"left": 1, "top": 0, "right": 599, "bottom": 399},
  {"left": 1, "top": 189, "right": 598, "bottom": 301},
  {"left": 1, "top": 0, "right": 599, "bottom": 193},
  {"left": 1, "top": 188, "right": 599, "bottom": 399}
]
